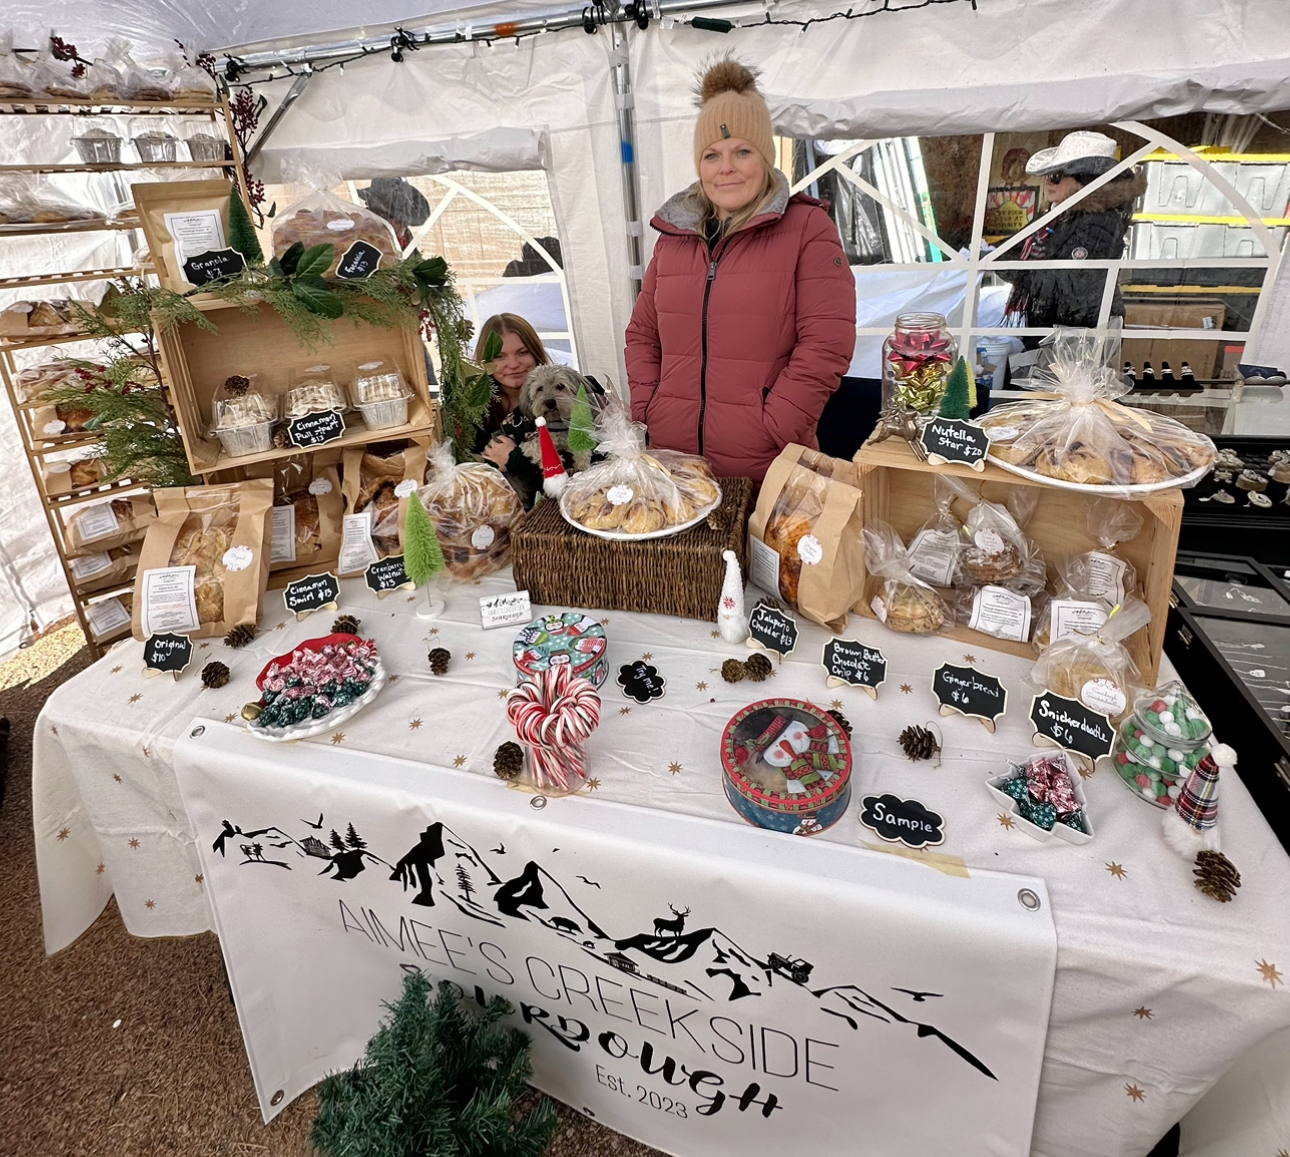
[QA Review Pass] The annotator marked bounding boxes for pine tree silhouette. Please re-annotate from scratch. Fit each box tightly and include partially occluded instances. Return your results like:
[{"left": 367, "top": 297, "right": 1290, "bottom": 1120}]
[
  {"left": 345, "top": 823, "right": 367, "bottom": 850},
  {"left": 456, "top": 863, "right": 475, "bottom": 900},
  {"left": 329, "top": 829, "right": 345, "bottom": 852}
]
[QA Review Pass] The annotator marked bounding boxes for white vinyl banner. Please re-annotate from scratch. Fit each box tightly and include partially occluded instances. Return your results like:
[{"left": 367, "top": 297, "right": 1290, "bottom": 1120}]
[{"left": 176, "top": 722, "right": 1057, "bottom": 1156}]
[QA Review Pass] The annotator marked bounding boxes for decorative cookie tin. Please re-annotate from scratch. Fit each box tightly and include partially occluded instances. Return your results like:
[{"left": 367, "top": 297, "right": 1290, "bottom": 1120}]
[
  {"left": 512, "top": 611, "right": 609, "bottom": 688},
  {"left": 720, "top": 698, "right": 853, "bottom": 835}
]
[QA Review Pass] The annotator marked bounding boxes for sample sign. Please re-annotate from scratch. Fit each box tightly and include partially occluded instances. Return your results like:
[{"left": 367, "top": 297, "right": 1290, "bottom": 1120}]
[
  {"left": 932, "top": 663, "right": 1007, "bottom": 733},
  {"left": 920, "top": 418, "right": 990, "bottom": 470},
  {"left": 182, "top": 247, "right": 247, "bottom": 287},
  {"left": 287, "top": 409, "right": 346, "bottom": 449},
  {"left": 821, "top": 639, "right": 886, "bottom": 699},
  {"left": 748, "top": 603, "right": 798, "bottom": 658},
  {"left": 335, "top": 240, "right": 384, "bottom": 280},
  {"left": 859, "top": 793, "right": 946, "bottom": 849},
  {"left": 283, "top": 572, "right": 341, "bottom": 620},
  {"left": 143, "top": 631, "right": 193, "bottom": 678},
  {"left": 617, "top": 661, "right": 666, "bottom": 704},
  {"left": 365, "top": 556, "right": 414, "bottom": 597},
  {"left": 480, "top": 590, "right": 532, "bottom": 631},
  {"left": 1029, "top": 691, "right": 1115, "bottom": 760}
]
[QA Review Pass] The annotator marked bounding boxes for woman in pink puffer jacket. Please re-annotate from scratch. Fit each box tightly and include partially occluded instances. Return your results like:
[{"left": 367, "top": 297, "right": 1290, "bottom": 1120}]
[{"left": 625, "top": 59, "right": 856, "bottom": 481}]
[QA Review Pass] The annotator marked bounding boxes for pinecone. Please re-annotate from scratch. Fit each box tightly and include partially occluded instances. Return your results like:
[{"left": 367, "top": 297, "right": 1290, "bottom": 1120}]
[
  {"left": 1193, "top": 850, "right": 1241, "bottom": 902},
  {"left": 744, "top": 652, "right": 773, "bottom": 682},
  {"left": 223, "top": 374, "right": 251, "bottom": 396},
  {"left": 332, "top": 614, "right": 360, "bottom": 636},
  {"left": 201, "top": 661, "right": 230, "bottom": 689},
  {"left": 428, "top": 647, "right": 451, "bottom": 676},
  {"left": 827, "top": 708, "right": 852, "bottom": 737},
  {"left": 224, "top": 623, "right": 257, "bottom": 649},
  {"left": 899, "top": 724, "right": 940, "bottom": 762},
  {"left": 754, "top": 595, "right": 784, "bottom": 613},
  {"left": 273, "top": 428, "right": 290, "bottom": 448},
  {"left": 720, "top": 658, "right": 746, "bottom": 683},
  {"left": 493, "top": 741, "right": 524, "bottom": 780}
]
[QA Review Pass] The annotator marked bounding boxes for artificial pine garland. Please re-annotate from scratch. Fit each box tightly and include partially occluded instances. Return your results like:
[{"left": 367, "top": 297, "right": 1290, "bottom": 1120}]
[{"left": 311, "top": 972, "right": 557, "bottom": 1157}]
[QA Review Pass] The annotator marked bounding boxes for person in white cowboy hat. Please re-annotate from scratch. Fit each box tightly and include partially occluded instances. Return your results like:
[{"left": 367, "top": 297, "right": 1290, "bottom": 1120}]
[{"left": 1004, "top": 130, "right": 1146, "bottom": 333}]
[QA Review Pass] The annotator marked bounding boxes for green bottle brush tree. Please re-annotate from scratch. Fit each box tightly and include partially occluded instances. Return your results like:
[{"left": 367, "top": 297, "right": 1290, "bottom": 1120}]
[{"left": 403, "top": 488, "right": 447, "bottom": 620}]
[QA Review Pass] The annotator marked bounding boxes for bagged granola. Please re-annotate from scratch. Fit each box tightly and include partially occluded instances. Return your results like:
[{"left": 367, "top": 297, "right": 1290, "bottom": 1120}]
[
  {"left": 132, "top": 479, "right": 273, "bottom": 639},
  {"left": 747, "top": 444, "right": 865, "bottom": 632}
]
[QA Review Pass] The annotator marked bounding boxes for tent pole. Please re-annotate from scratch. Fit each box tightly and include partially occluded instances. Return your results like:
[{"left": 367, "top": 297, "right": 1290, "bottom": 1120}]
[
  {"left": 245, "top": 70, "right": 314, "bottom": 166},
  {"left": 611, "top": 24, "right": 646, "bottom": 301}
]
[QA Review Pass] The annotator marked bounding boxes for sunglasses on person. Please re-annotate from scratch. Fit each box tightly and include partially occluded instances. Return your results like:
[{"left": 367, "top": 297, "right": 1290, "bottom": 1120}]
[{"left": 1045, "top": 171, "right": 1070, "bottom": 184}]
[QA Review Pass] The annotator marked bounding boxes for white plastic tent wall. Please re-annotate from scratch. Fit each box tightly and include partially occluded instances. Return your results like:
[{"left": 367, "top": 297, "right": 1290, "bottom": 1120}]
[{"left": 2, "top": 0, "right": 1290, "bottom": 656}]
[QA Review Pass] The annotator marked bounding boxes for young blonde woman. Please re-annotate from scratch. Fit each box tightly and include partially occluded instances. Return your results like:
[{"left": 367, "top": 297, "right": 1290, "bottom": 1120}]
[
  {"left": 473, "top": 313, "right": 550, "bottom": 464},
  {"left": 625, "top": 59, "right": 856, "bottom": 481}
]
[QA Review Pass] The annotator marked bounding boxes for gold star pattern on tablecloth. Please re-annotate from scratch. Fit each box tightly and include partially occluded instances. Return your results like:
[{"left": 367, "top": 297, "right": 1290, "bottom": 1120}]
[
  {"left": 428, "top": 627, "right": 440, "bottom": 637},
  {"left": 668, "top": 761, "right": 682, "bottom": 775},
  {"left": 696, "top": 681, "right": 708, "bottom": 691},
  {"left": 466, "top": 652, "right": 476, "bottom": 660},
  {"left": 586, "top": 778, "right": 601, "bottom": 791},
  {"left": 409, "top": 718, "right": 423, "bottom": 730},
  {"left": 619, "top": 707, "right": 631, "bottom": 716},
  {"left": 473, "top": 579, "right": 482, "bottom": 586},
  {"left": 95, "top": 863, "right": 105, "bottom": 874},
  {"left": 498, "top": 688, "right": 510, "bottom": 698},
  {"left": 128, "top": 693, "right": 142, "bottom": 703},
  {"left": 200, "top": 642, "right": 209, "bottom": 649},
  {"left": 710, "top": 630, "right": 721, "bottom": 639},
  {"left": 1125, "top": 1084, "right": 1146, "bottom": 1102},
  {"left": 900, "top": 683, "right": 913, "bottom": 694},
  {"left": 1106, "top": 862, "right": 1128, "bottom": 880},
  {"left": 997, "top": 813, "right": 1015, "bottom": 829},
  {"left": 831, "top": 699, "right": 843, "bottom": 710},
  {"left": 112, "top": 774, "right": 122, "bottom": 783},
  {"left": 276, "top": 622, "right": 287, "bottom": 630},
  {"left": 389, "top": 673, "right": 400, "bottom": 683},
  {"left": 642, "top": 652, "right": 653, "bottom": 661},
  {"left": 331, "top": 732, "right": 345, "bottom": 745},
  {"left": 57, "top": 827, "right": 70, "bottom": 841},
  {"left": 110, "top": 665, "right": 122, "bottom": 674},
  {"left": 145, "top": 899, "right": 155, "bottom": 909},
  {"left": 224, "top": 713, "right": 237, "bottom": 724},
  {"left": 601, "top": 617, "right": 610, "bottom": 626},
  {"left": 1257, "top": 959, "right": 1284, "bottom": 988},
  {"left": 128, "top": 838, "right": 140, "bottom": 849},
  {"left": 964, "top": 654, "right": 977, "bottom": 664},
  {"left": 1078, "top": 763, "right": 1095, "bottom": 779},
  {"left": 195, "top": 874, "right": 203, "bottom": 885},
  {"left": 453, "top": 755, "right": 468, "bottom": 768},
  {"left": 1133, "top": 1007, "right": 1153, "bottom": 1020},
  {"left": 50, "top": 724, "right": 57, "bottom": 735}
]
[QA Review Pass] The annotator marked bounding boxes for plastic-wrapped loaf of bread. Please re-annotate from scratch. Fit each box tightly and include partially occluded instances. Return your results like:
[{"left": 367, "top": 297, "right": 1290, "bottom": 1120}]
[
  {"left": 747, "top": 445, "right": 864, "bottom": 632},
  {"left": 561, "top": 402, "right": 719, "bottom": 537},
  {"left": 271, "top": 185, "right": 401, "bottom": 279},
  {"left": 979, "top": 327, "right": 1216, "bottom": 493},
  {"left": 0, "top": 300, "right": 80, "bottom": 337},
  {"left": 1030, "top": 599, "right": 1152, "bottom": 724},
  {"left": 132, "top": 480, "right": 274, "bottom": 640},
  {"left": 421, "top": 440, "right": 522, "bottom": 580},
  {"left": 862, "top": 519, "right": 951, "bottom": 635}
]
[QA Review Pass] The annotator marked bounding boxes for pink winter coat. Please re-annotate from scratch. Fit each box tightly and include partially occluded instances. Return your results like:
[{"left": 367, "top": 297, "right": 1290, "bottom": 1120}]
[{"left": 625, "top": 174, "right": 856, "bottom": 480}]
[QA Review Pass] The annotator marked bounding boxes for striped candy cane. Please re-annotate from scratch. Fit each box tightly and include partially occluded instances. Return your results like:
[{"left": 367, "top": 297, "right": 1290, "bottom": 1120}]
[{"left": 506, "top": 664, "right": 601, "bottom": 791}]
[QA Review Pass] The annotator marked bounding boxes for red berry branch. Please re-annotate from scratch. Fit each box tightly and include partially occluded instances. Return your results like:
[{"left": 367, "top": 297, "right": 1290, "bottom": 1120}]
[{"left": 49, "top": 34, "right": 88, "bottom": 78}]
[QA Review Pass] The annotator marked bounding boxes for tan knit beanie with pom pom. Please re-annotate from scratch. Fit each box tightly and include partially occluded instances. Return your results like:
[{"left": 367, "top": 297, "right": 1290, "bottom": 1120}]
[{"left": 693, "top": 58, "right": 775, "bottom": 172}]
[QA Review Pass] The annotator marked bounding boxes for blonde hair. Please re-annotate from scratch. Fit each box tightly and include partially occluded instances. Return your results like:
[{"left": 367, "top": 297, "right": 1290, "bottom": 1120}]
[
  {"left": 475, "top": 313, "right": 550, "bottom": 367},
  {"left": 686, "top": 161, "right": 781, "bottom": 240}
]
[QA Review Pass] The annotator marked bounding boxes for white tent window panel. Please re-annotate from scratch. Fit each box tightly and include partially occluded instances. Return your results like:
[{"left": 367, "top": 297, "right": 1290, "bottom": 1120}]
[{"left": 792, "top": 120, "right": 1287, "bottom": 381}]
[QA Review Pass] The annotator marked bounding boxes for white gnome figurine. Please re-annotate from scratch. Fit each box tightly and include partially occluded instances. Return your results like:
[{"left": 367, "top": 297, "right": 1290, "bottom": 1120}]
[{"left": 718, "top": 550, "right": 748, "bottom": 645}]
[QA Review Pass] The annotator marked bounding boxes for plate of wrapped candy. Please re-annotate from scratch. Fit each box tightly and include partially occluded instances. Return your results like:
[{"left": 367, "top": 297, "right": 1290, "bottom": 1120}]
[
  {"left": 986, "top": 750, "right": 1094, "bottom": 844},
  {"left": 242, "top": 633, "right": 386, "bottom": 742}
]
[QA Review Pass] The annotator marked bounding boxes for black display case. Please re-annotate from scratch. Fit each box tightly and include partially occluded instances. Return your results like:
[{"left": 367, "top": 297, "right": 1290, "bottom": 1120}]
[
  {"left": 1166, "top": 551, "right": 1290, "bottom": 854},
  {"left": 1179, "top": 436, "right": 1290, "bottom": 568}
]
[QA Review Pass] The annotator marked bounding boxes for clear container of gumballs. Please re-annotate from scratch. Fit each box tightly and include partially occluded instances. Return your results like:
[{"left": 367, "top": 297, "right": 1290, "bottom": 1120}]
[
  {"left": 1131, "top": 681, "right": 1212, "bottom": 747},
  {"left": 1111, "top": 727, "right": 1211, "bottom": 808}
]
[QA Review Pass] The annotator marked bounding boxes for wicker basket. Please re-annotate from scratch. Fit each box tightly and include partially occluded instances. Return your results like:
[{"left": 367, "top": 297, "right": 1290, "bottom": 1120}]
[{"left": 511, "top": 476, "right": 754, "bottom": 620}]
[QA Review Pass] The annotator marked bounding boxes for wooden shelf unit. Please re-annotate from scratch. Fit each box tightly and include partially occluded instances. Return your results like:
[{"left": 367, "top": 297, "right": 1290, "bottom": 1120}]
[{"left": 0, "top": 92, "right": 247, "bottom": 656}]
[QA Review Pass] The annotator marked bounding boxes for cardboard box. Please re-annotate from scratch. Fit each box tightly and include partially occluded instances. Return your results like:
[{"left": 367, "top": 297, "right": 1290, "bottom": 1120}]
[
  {"left": 1122, "top": 299, "right": 1228, "bottom": 380},
  {"left": 852, "top": 438, "right": 1183, "bottom": 685}
]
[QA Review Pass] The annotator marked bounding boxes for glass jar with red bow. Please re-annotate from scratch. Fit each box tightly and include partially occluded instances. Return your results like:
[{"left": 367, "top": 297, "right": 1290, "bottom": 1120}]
[{"left": 882, "top": 313, "right": 957, "bottom": 415}]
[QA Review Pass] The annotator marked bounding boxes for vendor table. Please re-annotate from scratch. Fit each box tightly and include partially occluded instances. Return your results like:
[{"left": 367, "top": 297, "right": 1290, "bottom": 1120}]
[{"left": 34, "top": 569, "right": 1290, "bottom": 1157}]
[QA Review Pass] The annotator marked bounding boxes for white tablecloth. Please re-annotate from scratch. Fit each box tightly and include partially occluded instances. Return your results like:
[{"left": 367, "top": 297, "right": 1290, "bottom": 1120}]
[{"left": 34, "top": 568, "right": 1290, "bottom": 1157}]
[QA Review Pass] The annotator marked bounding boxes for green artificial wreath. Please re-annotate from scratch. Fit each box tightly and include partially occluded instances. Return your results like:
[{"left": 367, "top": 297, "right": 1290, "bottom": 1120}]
[{"left": 311, "top": 972, "right": 558, "bottom": 1157}]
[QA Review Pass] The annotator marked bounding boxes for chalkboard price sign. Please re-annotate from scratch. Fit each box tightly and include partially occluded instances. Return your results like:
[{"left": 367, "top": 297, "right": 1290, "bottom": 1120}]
[
  {"left": 287, "top": 409, "right": 346, "bottom": 448},
  {"left": 1029, "top": 690, "right": 1115, "bottom": 760},
  {"left": 283, "top": 571, "right": 340, "bottom": 620},
  {"left": 748, "top": 603, "right": 798, "bottom": 658},
  {"left": 859, "top": 793, "right": 945, "bottom": 849},
  {"left": 143, "top": 632, "right": 193, "bottom": 678},
  {"left": 822, "top": 638, "right": 887, "bottom": 699},
  {"left": 365, "top": 555, "right": 414, "bottom": 597},
  {"left": 932, "top": 662, "right": 1008, "bottom": 732},
  {"left": 335, "top": 240, "right": 384, "bottom": 280},
  {"left": 920, "top": 418, "right": 990, "bottom": 470},
  {"left": 183, "top": 247, "right": 246, "bottom": 287}
]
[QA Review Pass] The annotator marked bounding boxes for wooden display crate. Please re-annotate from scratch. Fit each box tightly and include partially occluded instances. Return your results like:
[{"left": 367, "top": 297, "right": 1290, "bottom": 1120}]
[
  {"left": 512, "top": 478, "right": 753, "bottom": 621},
  {"left": 158, "top": 299, "right": 437, "bottom": 474},
  {"left": 852, "top": 439, "right": 1183, "bottom": 685}
]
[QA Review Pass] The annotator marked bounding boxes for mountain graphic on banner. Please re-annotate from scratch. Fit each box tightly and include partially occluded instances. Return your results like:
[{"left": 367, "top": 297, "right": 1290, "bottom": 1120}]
[{"left": 215, "top": 809, "right": 996, "bottom": 1080}]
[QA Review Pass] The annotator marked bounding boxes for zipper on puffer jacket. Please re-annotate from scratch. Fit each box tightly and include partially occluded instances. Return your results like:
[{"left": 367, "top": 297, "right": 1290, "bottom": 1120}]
[{"left": 697, "top": 246, "right": 726, "bottom": 455}]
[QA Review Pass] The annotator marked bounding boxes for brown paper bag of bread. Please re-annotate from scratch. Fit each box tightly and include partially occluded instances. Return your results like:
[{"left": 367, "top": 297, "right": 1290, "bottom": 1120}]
[
  {"left": 338, "top": 439, "right": 429, "bottom": 574},
  {"left": 747, "top": 445, "right": 865, "bottom": 633},
  {"left": 131, "top": 479, "right": 273, "bottom": 639},
  {"left": 65, "top": 495, "right": 156, "bottom": 557}
]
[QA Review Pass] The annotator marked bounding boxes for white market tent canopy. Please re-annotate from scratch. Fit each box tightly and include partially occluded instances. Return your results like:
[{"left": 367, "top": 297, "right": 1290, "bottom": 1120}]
[{"left": 3, "top": 0, "right": 1290, "bottom": 651}]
